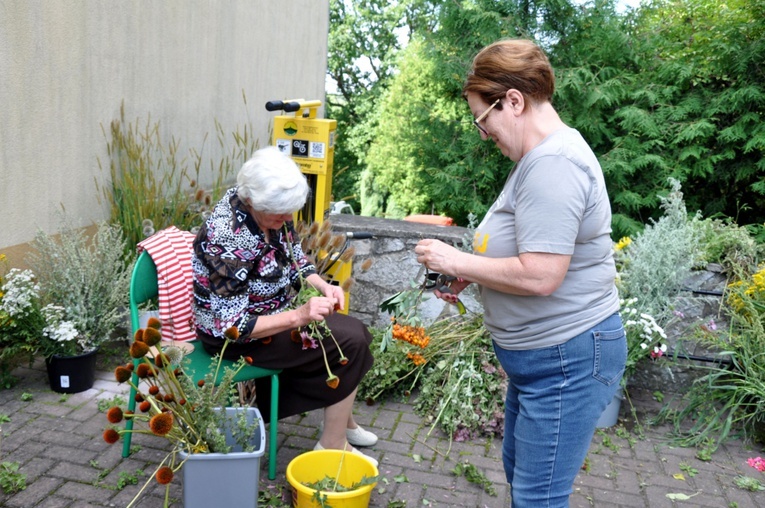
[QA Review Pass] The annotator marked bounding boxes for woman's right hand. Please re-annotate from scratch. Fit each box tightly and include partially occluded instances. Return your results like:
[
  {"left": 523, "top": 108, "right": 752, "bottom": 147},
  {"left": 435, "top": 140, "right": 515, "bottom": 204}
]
[
  {"left": 297, "top": 296, "right": 337, "bottom": 326},
  {"left": 434, "top": 278, "right": 471, "bottom": 304}
]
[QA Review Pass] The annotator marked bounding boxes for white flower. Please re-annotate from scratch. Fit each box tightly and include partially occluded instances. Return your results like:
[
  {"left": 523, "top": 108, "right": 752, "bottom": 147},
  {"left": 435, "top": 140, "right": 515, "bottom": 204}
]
[
  {"left": 43, "top": 320, "right": 79, "bottom": 343},
  {"left": 0, "top": 269, "right": 40, "bottom": 316}
]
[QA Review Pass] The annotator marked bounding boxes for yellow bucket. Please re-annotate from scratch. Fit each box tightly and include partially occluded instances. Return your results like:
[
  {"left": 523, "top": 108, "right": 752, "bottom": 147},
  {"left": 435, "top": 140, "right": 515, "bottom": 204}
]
[{"left": 286, "top": 450, "right": 378, "bottom": 508}]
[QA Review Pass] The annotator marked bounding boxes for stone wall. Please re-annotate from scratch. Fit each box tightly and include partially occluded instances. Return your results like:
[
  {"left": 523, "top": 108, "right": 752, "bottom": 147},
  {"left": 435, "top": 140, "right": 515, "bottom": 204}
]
[{"left": 327, "top": 214, "right": 482, "bottom": 328}]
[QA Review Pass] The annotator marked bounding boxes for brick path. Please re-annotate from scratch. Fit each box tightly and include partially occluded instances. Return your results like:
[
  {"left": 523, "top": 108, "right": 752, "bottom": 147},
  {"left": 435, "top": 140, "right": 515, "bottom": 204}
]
[{"left": 1, "top": 360, "right": 764, "bottom": 507}]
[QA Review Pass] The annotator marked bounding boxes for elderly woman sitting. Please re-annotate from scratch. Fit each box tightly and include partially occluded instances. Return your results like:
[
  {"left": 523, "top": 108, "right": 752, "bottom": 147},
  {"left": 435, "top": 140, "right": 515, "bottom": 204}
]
[{"left": 191, "top": 146, "right": 378, "bottom": 466}]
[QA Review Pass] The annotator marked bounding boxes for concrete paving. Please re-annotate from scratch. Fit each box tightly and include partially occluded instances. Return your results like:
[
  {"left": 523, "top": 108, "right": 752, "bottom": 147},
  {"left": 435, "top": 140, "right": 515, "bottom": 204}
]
[{"left": 1, "top": 357, "right": 764, "bottom": 507}]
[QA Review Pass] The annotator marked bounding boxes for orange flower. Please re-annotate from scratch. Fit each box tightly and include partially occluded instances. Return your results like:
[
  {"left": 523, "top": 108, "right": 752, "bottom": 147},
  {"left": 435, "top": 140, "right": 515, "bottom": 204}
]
[
  {"left": 106, "top": 407, "right": 124, "bottom": 424},
  {"left": 244, "top": 356, "right": 254, "bottom": 365},
  {"left": 223, "top": 326, "right": 240, "bottom": 341},
  {"left": 163, "top": 393, "right": 175, "bottom": 403},
  {"left": 155, "top": 466, "right": 174, "bottom": 485},
  {"left": 149, "top": 412, "right": 173, "bottom": 436},
  {"left": 135, "top": 393, "right": 144, "bottom": 402},
  {"left": 103, "top": 428, "right": 120, "bottom": 444},
  {"left": 290, "top": 330, "right": 301, "bottom": 343},
  {"left": 133, "top": 329, "right": 144, "bottom": 343},
  {"left": 155, "top": 353, "right": 169, "bottom": 368},
  {"left": 339, "top": 357, "right": 349, "bottom": 366},
  {"left": 143, "top": 327, "right": 162, "bottom": 347},
  {"left": 139, "top": 401, "right": 151, "bottom": 413},
  {"left": 261, "top": 336, "right": 273, "bottom": 345},
  {"left": 130, "top": 341, "right": 150, "bottom": 359},
  {"left": 147, "top": 316, "right": 162, "bottom": 329},
  {"left": 326, "top": 375, "right": 340, "bottom": 389},
  {"left": 136, "top": 363, "right": 152, "bottom": 379},
  {"left": 197, "top": 380, "right": 205, "bottom": 387},
  {"left": 148, "top": 385, "right": 160, "bottom": 396},
  {"left": 114, "top": 366, "right": 131, "bottom": 383}
]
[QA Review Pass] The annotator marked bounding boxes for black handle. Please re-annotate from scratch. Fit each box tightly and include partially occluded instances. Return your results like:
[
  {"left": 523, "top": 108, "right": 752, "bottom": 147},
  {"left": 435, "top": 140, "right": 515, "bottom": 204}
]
[
  {"left": 265, "top": 100, "right": 301, "bottom": 112},
  {"left": 346, "top": 231, "right": 373, "bottom": 240}
]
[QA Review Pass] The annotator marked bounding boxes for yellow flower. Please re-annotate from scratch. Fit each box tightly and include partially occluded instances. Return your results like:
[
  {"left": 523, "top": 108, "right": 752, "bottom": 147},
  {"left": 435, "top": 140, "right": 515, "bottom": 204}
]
[{"left": 614, "top": 236, "right": 632, "bottom": 251}]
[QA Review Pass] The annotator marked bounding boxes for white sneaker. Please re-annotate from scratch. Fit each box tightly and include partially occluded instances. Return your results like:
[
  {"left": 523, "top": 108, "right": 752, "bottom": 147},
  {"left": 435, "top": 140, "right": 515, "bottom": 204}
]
[
  {"left": 318, "top": 421, "right": 379, "bottom": 447},
  {"left": 346, "top": 425, "right": 378, "bottom": 447},
  {"left": 314, "top": 442, "right": 379, "bottom": 468}
]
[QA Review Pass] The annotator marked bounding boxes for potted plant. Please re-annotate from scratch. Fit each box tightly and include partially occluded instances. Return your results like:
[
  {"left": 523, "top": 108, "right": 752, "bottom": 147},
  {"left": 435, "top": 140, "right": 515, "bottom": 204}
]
[
  {"left": 25, "top": 218, "right": 131, "bottom": 392},
  {"left": 102, "top": 319, "right": 265, "bottom": 508},
  {"left": 0, "top": 266, "right": 68, "bottom": 388}
]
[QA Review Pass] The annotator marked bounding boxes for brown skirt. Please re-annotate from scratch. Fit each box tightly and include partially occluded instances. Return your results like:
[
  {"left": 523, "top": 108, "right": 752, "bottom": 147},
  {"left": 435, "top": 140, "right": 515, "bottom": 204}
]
[{"left": 198, "top": 313, "right": 374, "bottom": 421}]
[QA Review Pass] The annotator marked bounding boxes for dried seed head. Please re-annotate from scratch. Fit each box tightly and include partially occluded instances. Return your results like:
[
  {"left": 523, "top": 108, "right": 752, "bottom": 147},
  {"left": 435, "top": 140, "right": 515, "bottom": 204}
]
[
  {"left": 330, "top": 234, "right": 345, "bottom": 250},
  {"left": 339, "top": 246, "right": 356, "bottom": 263},
  {"left": 308, "top": 221, "right": 320, "bottom": 236},
  {"left": 341, "top": 277, "right": 355, "bottom": 292},
  {"left": 318, "top": 231, "right": 332, "bottom": 250},
  {"left": 361, "top": 259, "right": 374, "bottom": 271}
]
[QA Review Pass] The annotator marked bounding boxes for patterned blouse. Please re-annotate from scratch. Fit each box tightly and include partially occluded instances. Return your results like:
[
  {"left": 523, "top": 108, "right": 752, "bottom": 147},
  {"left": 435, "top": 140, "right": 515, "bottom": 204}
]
[{"left": 191, "top": 187, "right": 315, "bottom": 341}]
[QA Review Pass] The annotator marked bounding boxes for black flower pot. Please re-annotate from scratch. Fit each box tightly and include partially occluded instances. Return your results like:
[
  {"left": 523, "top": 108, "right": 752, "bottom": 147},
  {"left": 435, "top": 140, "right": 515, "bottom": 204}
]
[{"left": 45, "top": 349, "right": 98, "bottom": 393}]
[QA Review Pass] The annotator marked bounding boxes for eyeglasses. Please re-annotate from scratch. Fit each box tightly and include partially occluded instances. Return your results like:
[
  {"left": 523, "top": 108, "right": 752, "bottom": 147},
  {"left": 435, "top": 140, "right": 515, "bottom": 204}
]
[{"left": 473, "top": 98, "right": 501, "bottom": 135}]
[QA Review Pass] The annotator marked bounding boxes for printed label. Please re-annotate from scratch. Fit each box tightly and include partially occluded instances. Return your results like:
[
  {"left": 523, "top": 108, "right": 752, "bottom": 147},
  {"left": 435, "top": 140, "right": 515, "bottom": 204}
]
[{"left": 309, "top": 142, "right": 325, "bottom": 159}]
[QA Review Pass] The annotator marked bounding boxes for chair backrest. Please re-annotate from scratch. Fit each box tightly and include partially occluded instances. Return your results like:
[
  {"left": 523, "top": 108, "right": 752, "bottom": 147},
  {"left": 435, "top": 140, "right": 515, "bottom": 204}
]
[{"left": 129, "top": 250, "right": 159, "bottom": 336}]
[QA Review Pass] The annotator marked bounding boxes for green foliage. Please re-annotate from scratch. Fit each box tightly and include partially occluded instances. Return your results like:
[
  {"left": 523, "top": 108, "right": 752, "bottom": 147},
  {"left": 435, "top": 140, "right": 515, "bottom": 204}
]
[
  {"left": 360, "top": 314, "right": 506, "bottom": 439},
  {"left": 28, "top": 218, "right": 131, "bottom": 351},
  {"left": 656, "top": 263, "right": 765, "bottom": 450},
  {"left": 452, "top": 461, "right": 497, "bottom": 496},
  {"left": 616, "top": 178, "right": 702, "bottom": 323},
  {"left": 0, "top": 462, "right": 26, "bottom": 494},
  {"left": 327, "top": 0, "right": 440, "bottom": 211},
  {"left": 116, "top": 469, "right": 143, "bottom": 490},
  {"left": 734, "top": 475, "right": 765, "bottom": 492},
  {"left": 692, "top": 217, "right": 764, "bottom": 272},
  {"left": 566, "top": 0, "right": 765, "bottom": 237},
  {"left": 331, "top": 0, "right": 765, "bottom": 236},
  {"left": 97, "top": 394, "right": 127, "bottom": 414}
]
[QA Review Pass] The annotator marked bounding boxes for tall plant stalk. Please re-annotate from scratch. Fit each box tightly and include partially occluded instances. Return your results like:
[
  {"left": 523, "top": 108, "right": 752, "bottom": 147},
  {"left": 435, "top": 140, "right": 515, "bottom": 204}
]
[{"left": 96, "top": 97, "right": 259, "bottom": 259}]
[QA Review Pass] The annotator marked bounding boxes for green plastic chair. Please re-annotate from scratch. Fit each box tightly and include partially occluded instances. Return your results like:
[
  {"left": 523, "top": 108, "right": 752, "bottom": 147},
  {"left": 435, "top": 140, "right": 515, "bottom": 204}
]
[{"left": 122, "top": 249, "right": 281, "bottom": 480}]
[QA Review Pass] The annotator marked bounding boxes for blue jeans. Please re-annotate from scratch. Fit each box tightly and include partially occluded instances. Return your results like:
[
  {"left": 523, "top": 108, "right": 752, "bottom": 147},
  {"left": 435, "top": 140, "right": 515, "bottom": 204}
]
[{"left": 492, "top": 313, "right": 626, "bottom": 508}]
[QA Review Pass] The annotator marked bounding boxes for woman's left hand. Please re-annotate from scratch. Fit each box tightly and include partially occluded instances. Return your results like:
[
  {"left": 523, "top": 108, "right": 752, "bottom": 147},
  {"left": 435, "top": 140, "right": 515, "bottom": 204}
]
[{"left": 414, "top": 238, "right": 460, "bottom": 275}]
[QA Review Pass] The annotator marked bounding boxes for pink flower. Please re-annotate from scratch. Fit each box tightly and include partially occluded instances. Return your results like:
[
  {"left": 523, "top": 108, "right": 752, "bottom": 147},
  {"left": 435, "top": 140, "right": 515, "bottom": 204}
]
[
  {"left": 747, "top": 457, "right": 765, "bottom": 472},
  {"left": 650, "top": 344, "right": 668, "bottom": 359}
]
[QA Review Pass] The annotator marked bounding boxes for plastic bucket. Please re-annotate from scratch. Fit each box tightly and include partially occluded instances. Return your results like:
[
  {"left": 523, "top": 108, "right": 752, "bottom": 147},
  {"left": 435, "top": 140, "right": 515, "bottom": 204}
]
[
  {"left": 287, "top": 450, "right": 378, "bottom": 508},
  {"left": 179, "top": 407, "right": 265, "bottom": 508}
]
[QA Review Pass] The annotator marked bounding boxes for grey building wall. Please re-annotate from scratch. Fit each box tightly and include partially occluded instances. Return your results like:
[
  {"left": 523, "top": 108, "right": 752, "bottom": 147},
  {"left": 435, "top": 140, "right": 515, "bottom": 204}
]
[{"left": 0, "top": 0, "right": 329, "bottom": 260}]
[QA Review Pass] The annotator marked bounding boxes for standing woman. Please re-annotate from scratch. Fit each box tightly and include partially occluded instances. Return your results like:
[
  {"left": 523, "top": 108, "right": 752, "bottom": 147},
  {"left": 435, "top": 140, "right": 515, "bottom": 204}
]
[
  {"left": 192, "top": 146, "right": 378, "bottom": 467},
  {"left": 414, "top": 39, "right": 625, "bottom": 507}
]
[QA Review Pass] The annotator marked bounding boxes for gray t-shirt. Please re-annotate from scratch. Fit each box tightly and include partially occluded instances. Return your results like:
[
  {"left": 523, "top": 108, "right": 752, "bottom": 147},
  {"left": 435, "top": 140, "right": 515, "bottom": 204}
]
[{"left": 474, "top": 128, "right": 619, "bottom": 350}]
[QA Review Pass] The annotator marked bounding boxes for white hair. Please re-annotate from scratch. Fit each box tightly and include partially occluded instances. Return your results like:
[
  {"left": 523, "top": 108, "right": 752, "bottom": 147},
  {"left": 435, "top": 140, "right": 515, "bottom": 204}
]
[{"left": 236, "top": 146, "right": 309, "bottom": 214}]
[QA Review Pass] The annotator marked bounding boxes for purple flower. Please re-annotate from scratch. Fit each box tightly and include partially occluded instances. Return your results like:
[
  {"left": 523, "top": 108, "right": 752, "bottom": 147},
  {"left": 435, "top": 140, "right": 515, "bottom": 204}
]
[{"left": 301, "top": 330, "right": 318, "bottom": 350}]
